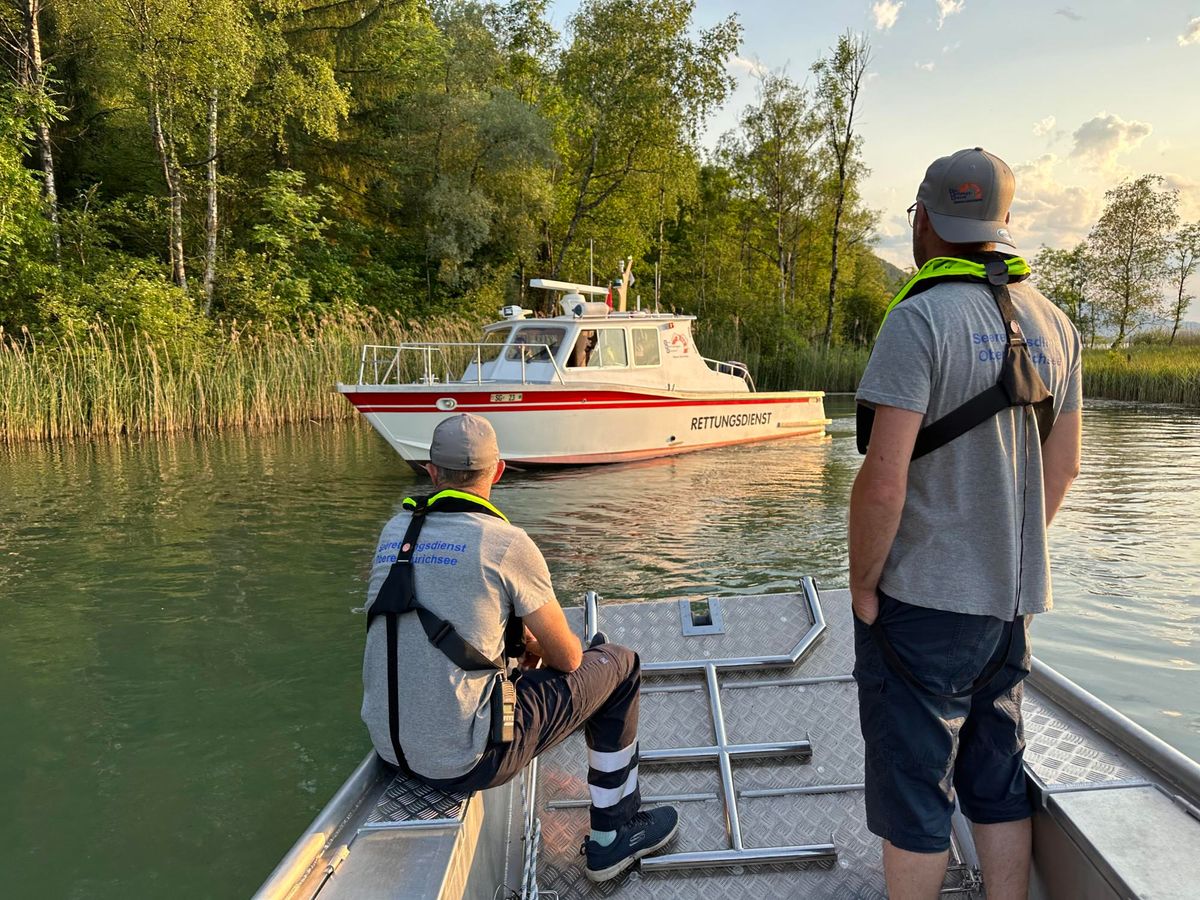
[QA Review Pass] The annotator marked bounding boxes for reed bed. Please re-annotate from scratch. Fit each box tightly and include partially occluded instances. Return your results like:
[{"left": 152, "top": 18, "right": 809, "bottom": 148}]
[
  {"left": 0, "top": 312, "right": 483, "bottom": 443},
  {"left": 695, "top": 323, "right": 869, "bottom": 393},
  {"left": 5, "top": 316, "right": 1197, "bottom": 444},
  {"left": 1081, "top": 346, "right": 1200, "bottom": 407}
]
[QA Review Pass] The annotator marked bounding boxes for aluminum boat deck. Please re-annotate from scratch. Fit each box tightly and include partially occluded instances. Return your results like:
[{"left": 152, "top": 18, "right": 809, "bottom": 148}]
[{"left": 258, "top": 584, "right": 1200, "bottom": 900}]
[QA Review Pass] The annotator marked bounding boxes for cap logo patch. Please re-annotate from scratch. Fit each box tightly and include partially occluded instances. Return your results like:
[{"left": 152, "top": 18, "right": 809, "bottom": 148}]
[{"left": 949, "top": 182, "right": 984, "bottom": 203}]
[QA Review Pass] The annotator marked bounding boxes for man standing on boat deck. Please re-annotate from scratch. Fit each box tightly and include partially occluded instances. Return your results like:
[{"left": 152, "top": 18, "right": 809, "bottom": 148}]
[
  {"left": 849, "top": 149, "right": 1083, "bottom": 900},
  {"left": 361, "top": 413, "right": 678, "bottom": 883}
]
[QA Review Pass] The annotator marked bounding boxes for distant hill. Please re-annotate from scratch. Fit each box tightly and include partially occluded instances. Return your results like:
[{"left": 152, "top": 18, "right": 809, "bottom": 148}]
[{"left": 874, "top": 255, "right": 908, "bottom": 289}]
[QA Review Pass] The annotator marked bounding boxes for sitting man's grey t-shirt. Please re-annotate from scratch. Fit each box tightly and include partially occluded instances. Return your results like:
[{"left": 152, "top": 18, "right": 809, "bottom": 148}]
[
  {"left": 362, "top": 506, "right": 555, "bottom": 779},
  {"left": 856, "top": 278, "right": 1082, "bottom": 620}
]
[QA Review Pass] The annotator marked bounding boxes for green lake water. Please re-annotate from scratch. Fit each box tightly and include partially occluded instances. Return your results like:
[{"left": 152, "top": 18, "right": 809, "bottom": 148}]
[{"left": 2, "top": 397, "right": 1197, "bottom": 897}]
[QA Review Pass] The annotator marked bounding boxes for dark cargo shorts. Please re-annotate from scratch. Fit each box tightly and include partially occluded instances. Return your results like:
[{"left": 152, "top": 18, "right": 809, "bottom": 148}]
[{"left": 853, "top": 591, "right": 1033, "bottom": 854}]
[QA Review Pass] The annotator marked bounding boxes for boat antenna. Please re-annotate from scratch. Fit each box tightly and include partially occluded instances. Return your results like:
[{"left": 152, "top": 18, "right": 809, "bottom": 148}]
[
  {"left": 589, "top": 239, "right": 594, "bottom": 286},
  {"left": 654, "top": 261, "right": 660, "bottom": 313}
]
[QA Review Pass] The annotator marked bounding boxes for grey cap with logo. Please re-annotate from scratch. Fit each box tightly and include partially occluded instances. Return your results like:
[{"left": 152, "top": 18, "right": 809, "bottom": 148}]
[
  {"left": 916, "top": 147, "right": 1017, "bottom": 249},
  {"left": 429, "top": 413, "right": 500, "bottom": 470}
]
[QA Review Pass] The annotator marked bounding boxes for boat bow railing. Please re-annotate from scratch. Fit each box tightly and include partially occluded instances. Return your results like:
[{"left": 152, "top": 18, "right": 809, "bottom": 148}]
[
  {"left": 703, "top": 356, "right": 756, "bottom": 391},
  {"left": 356, "top": 342, "right": 566, "bottom": 386}
]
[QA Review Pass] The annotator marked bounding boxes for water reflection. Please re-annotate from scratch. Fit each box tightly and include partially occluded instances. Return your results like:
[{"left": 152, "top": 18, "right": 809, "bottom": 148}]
[{"left": 0, "top": 397, "right": 1197, "bottom": 899}]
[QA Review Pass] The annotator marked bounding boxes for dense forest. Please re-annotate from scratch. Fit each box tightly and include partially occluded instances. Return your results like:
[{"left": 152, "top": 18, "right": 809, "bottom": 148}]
[{"left": 0, "top": 0, "right": 894, "bottom": 354}]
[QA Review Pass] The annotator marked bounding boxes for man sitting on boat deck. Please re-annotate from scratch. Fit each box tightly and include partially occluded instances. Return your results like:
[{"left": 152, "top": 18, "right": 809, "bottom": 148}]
[
  {"left": 849, "top": 149, "right": 1082, "bottom": 900},
  {"left": 361, "top": 413, "right": 678, "bottom": 883}
]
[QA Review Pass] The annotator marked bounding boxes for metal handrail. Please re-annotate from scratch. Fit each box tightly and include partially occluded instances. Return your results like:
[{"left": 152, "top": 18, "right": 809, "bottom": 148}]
[
  {"left": 1029, "top": 657, "right": 1200, "bottom": 805},
  {"left": 355, "top": 342, "right": 567, "bottom": 387},
  {"left": 702, "top": 356, "right": 756, "bottom": 392},
  {"left": 567, "top": 580, "right": 840, "bottom": 877}
]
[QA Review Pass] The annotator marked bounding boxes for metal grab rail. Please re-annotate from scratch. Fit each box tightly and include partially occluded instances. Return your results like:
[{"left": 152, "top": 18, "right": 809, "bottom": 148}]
[
  {"left": 701, "top": 356, "right": 756, "bottom": 392},
  {"left": 355, "top": 342, "right": 567, "bottom": 387}
]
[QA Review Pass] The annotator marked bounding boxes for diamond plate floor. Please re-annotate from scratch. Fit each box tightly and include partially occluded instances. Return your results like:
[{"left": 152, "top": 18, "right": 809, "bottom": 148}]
[{"left": 535, "top": 587, "right": 978, "bottom": 899}]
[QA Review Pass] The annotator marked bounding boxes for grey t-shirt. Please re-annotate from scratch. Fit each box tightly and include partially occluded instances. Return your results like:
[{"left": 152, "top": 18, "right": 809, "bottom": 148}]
[
  {"left": 856, "top": 278, "right": 1082, "bottom": 619},
  {"left": 361, "top": 506, "right": 555, "bottom": 779}
]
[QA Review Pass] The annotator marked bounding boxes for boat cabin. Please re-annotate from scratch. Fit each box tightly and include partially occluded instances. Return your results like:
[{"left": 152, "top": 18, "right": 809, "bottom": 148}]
[{"left": 460, "top": 279, "right": 753, "bottom": 391}]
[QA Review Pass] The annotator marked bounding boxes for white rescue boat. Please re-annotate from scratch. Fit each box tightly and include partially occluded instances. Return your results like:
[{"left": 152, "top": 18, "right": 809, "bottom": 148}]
[{"left": 338, "top": 278, "right": 830, "bottom": 466}]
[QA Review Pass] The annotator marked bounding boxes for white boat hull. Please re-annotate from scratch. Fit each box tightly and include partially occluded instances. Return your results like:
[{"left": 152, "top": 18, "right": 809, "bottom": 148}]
[{"left": 338, "top": 384, "right": 830, "bottom": 466}]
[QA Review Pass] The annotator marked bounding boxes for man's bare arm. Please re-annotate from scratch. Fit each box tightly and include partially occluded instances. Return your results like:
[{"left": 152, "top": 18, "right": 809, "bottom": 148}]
[
  {"left": 1041, "top": 409, "right": 1081, "bottom": 526},
  {"left": 523, "top": 602, "right": 583, "bottom": 673},
  {"left": 848, "top": 405, "right": 923, "bottom": 624}
]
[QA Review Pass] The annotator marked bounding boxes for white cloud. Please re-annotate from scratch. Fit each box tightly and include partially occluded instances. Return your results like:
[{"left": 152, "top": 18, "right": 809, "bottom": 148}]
[
  {"left": 1010, "top": 154, "right": 1098, "bottom": 250},
  {"left": 871, "top": 0, "right": 904, "bottom": 31},
  {"left": 728, "top": 55, "right": 767, "bottom": 78},
  {"left": 1179, "top": 16, "right": 1200, "bottom": 46},
  {"left": 1069, "top": 112, "right": 1152, "bottom": 171},
  {"left": 1162, "top": 173, "right": 1200, "bottom": 219},
  {"left": 941, "top": 41, "right": 961, "bottom": 54},
  {"left": 914, "top": 60, "right": 935, "bottom": 71},
  {"left": 936, "top": 0, "right": 965, "bottom": 30},
  {"left": 1032, "top": 115, "right": 1056, "bottom": 137}
]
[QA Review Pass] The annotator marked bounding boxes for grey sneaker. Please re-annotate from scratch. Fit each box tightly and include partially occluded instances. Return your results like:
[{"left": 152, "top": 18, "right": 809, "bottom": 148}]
[{"left": 581, "top": 806, "right": 679, "bottom": 883}]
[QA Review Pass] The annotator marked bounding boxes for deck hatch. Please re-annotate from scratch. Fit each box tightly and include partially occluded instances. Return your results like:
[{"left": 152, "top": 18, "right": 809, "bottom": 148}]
[{"left": 679, "top": 597, "right": 725, "bottom": 635}]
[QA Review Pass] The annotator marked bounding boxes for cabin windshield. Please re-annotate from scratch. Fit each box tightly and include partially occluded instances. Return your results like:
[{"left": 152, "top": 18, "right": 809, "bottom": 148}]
[
  {"left": 480, "top": 327, "right": 512, "bottom": 362},
  {"left": 506, "top": 325, "right": 566, "bottom": 363}
]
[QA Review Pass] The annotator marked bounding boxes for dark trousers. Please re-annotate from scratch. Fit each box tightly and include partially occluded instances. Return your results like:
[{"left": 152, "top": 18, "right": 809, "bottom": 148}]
[
  {"left": 854, "top": 591, "right": 1033, "bottom": 853},
  {"left": 420, "top": 643, "right": 642, "bottom": 831}
]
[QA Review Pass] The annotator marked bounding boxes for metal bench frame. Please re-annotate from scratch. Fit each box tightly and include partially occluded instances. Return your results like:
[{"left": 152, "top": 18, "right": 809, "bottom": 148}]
[{"left": 578, "top": 577, "right": 840, "bottom": 873}]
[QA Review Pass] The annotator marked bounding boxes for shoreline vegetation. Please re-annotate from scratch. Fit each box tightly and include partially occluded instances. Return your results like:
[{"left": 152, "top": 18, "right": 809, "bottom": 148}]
[{"left": 2, "top": 315, "right": 1196, "bottom": 444}]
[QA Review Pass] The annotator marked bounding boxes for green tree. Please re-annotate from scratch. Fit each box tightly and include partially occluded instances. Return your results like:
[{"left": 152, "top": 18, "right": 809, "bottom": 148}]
[
  {"left": 1, "top": 0, "right": 60, "bottom": 252},
  {"left": 1165, "top": 222, "right": 1199, "bottom": 345},
  {"left": 0, "top": 85, "right": 55, "bottom": 327},
  {"left": 1034, "top": 243, "right": 1094, "bottom": 345},
  {"left": 812, "top": 30, "right": 870, "bottom": 347},
  {"left": 550, "top": 0, "right": 739, "bottom": 280},
  {"left": 717, "top": 72, "right": 819, "bottom": 314},
  {"left": 1087, "top": 174, "right": 1178, "bottom": 347}
]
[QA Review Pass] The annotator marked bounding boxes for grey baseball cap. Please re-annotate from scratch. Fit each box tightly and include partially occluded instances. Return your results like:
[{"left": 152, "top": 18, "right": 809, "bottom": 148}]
[
  {"left": 916, "top": 147, "right": 1017, "bottom": 248},
  {"left": 429, "top": 413, "right": 500, "bottom": 470}
]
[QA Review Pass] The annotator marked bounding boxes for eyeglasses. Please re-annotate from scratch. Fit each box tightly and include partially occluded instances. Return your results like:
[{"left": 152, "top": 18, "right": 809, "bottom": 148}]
[{"left": 906, "top": 202, "right": 918, "bottom": 229}]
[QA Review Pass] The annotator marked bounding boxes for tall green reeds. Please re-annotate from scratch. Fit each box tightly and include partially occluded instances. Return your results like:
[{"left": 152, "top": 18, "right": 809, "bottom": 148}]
[
  {"left": 1082, "top": 347, "right": 1200, "bottom": 406},
  {"left": 695, "top": 322, "right": 869, "bottom": 392},
  {"left": 0, "top": 312, "right": 483, "bottom": 443}
]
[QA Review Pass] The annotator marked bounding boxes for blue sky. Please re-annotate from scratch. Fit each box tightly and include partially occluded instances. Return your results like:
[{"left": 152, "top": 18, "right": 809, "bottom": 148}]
[{"left": 547, "top": 1, "right": 1200, "bottom": 278}]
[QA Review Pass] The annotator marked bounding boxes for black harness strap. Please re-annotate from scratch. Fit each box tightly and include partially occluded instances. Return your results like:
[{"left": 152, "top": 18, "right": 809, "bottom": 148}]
[
  {"left": 366, "top": 494, "right": 522, "bottom": 768},
  {"left": 857, "top": 254, "right": 1056, "bottom": 460},
  {"left": 861, "top": 255, "right": 1049, "bottom": 699}
]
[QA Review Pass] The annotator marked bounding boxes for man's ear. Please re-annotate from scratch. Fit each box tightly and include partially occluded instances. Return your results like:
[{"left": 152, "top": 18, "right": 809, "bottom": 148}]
[
  {"left": 492, "top": 460, "right": 506, "bottom": 484},
  {"left": 424, "top": 463, "right": 438, "bottom": 484}
]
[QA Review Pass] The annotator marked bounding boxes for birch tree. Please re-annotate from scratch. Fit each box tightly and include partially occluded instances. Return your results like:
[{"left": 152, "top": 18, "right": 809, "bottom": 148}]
[
  {"left": 813, "top": 30, "right": 870, "bottom": 347},
  {"left": 1, "top": 0, "right": 59, "bottom": 252},
  {"left": 1165, "top": 222, "right": 1200, "bottom": 345}
]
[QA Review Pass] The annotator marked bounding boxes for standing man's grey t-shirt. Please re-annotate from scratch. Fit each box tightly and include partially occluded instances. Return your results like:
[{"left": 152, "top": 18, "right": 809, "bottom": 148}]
[
  {"left": 361, "top": 508, "right": 555, "bottom": 779},
  {"left": 855, "top": 279, "right": 1082, "bottom": 619}
]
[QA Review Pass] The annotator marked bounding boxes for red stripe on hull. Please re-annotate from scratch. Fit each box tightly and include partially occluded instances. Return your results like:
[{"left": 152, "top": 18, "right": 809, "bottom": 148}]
[
  {"left": 401, "top": 427, "right": 828, "bottom": 467},
  {"left": 347, "top": 394, "right": 823, "bottom": 414}
]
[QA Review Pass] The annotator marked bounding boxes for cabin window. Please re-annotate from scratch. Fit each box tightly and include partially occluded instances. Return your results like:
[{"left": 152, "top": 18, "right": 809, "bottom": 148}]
[
  {"left": 631, "top": 328, "right": 661, "bottom": 367},
  {"left": 567, "top": 329, "right": 597, "bottom": 367},
  {"left": 590, "top": 329, "right": 628, "bottom": 368},
  {"left": 506, "top": 326, "right": 566, "bottom": 363},
  {"left": 480, "top": 327, "right": 512, "bottom": 362}
]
